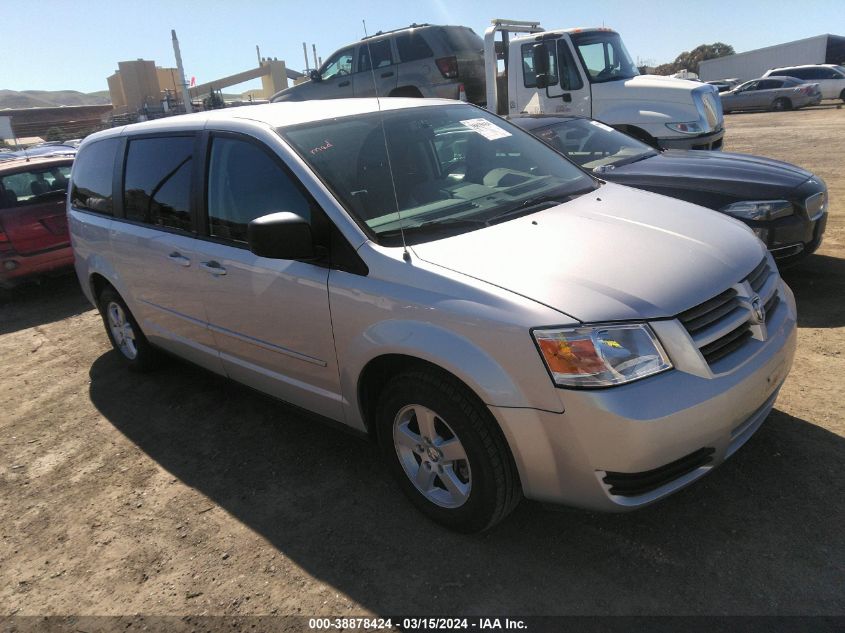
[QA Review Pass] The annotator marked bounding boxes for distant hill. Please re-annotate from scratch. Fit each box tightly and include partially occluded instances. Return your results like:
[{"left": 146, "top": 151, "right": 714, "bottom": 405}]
[{"left": 0, "top": 90, "right": 112, "bottom": 109}]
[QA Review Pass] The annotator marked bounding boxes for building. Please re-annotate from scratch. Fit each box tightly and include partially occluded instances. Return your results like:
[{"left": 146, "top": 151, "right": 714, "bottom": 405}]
[
  {"left": 107, "top": 59, "right": 182, "bottom": 115},
  {"left": 699, "top": 34, "right": 845, "bottom": 82}
]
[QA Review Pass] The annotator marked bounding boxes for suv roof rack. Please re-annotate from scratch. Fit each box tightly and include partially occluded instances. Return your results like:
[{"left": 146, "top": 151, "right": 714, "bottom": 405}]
[{"left": 362, "top": 23, "right": 432, "bottom": 40}]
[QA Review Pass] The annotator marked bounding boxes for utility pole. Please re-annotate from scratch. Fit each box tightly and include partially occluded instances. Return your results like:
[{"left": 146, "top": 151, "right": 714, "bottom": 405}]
[
  {"left": 256, "top": 45, "right": 261, "bottom": 65},
  {"left": 171, "top": 29, "right": 192, "bottom": 114},
  {"left": 303, "top": 42, "right": 309, "bottom": 71},
  {"left": 312, "top": 44, "right": 318, "bottom": 71}
]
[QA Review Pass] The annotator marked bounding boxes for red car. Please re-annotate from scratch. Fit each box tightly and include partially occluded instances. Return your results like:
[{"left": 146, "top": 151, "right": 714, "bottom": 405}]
[{"left": 0, "top": 156, "right": 74, "bottom": 288}]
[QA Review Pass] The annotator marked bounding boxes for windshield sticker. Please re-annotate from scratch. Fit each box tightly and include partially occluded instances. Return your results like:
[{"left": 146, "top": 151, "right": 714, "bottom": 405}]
[
  {"left": 459, "top": 118, "right": 512, "bottom": 140},
  {"left": 589, "top": 120, "right": 615, "bottom": 132}
]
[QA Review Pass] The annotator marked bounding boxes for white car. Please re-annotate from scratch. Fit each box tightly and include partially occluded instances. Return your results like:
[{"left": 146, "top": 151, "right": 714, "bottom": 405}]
[{"left": 763, "top": 64, "right": 845, "bottom": 101}]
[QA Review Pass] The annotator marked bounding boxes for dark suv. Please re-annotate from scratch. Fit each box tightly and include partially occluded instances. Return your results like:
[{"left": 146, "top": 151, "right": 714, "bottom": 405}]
[{"left": 271, "top": 24, "right": 485, "bottom": 104}]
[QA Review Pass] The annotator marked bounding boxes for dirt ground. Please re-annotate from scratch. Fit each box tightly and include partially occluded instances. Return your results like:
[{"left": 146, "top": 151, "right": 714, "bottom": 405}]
[{"left": 1, "top": 106, "right": 843, "bottom": 618}]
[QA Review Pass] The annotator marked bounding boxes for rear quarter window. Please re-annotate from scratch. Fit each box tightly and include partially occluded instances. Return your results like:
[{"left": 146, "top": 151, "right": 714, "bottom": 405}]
[
  {"left": 395, "top": 31, "right": 434, "bottom": 62},
  {"left": 71, "top": 138, "right": 120, "bottom": 215},
  {"left": 438, "top": 27, "right": 482, "bottom": 53}
]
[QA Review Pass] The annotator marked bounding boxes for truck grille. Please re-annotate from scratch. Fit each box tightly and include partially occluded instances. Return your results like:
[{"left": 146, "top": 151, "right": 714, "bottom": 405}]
[{"left": 677, "top": 257, "right": 779, "bottom": 368}]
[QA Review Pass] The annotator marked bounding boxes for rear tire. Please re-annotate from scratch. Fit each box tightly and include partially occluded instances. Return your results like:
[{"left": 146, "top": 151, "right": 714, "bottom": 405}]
[
  {"left": 375, "top": 368, "right": 521, "bottom": 532},
  {"left": 840, "top": 89, "right": 845, "bottom": 103},
  {"left": 97, "top": 286, "right": 161, "bottom": 372},
  {"left": 771, "top": 97, "right": 792, "bottom": 111}
]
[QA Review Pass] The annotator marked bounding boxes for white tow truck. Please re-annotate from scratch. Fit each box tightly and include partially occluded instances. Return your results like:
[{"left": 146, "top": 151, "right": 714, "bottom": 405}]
[{"left": 483, "top": 19, "right": 725, "bottom": 150}]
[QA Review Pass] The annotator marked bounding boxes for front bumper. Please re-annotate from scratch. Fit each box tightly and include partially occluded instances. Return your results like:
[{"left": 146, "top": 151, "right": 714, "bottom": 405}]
[
  {"left": 0, "top": 245, "right": 74, "bottom": 288},
  {"left": 656, "top": 127, "right": 724, "bottom": 151},
  {"left": 491, "top": 281, "right": 797, "bottom": 511},
  {"left": 753, "top": 210, "right": 828, "bottom": 266}
]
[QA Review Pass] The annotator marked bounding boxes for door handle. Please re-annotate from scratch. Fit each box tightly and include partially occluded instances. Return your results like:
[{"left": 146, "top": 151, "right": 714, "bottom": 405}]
[
  {"left": 168, "top": 252, "right": 191, "bottom": 267},
  {"left": 380, "top": 71, "right": 394, "bottom": 78},
  {"left": 338, "top": 80, "right": 350, "bottom": 87},
  {"left": 200, "top": 261, "right": 227, "bottom": 276},
  {"left": 562, "top": 93, "right": 572, "bottom": 102}
]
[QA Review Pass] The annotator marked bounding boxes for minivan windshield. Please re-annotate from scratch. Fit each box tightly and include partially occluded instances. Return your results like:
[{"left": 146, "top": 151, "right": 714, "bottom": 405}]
[
  {"left": 281, "top": 105, "right": 596, "bottom": 244},
  {"left": 570, "top": 31, "right": 639, "bottom": 83}
]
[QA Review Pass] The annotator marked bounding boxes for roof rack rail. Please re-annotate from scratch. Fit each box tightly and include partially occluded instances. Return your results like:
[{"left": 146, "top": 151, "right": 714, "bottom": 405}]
[{"left": 362, "top": 23, "right": 433, "bottom": 39}]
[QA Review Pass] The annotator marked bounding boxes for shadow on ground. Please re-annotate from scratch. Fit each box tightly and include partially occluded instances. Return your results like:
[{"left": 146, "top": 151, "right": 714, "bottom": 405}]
[
  {"left": 781, "top": 254, "right": 845, "bottom": 329},
  {"left": 88, "top": 352, "right": 845, "bottom": 615},
  {"left": 0, "top": 273, "right": 91, "bottom": 335}
]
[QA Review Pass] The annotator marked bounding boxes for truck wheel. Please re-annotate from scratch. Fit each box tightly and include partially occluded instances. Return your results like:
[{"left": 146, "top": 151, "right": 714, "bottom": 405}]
[
  {"left": 375, "top": 368, "right": 521, "bottom": 532},
  {"left": 840, "top": 89, "right": 845, "bottom": 103},
  {"left": 98, "top": 286, "right": 161, "bottom": 372},
  {"left": 771, "top": 98, "right": 792, "bottom": 111}
]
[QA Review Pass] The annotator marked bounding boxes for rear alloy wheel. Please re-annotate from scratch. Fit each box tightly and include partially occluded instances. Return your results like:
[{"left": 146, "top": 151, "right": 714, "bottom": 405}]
[
  {"left": 771, "top": 97, "right": 792, "bottom": 111},
  {"left": 98, "top": 287, "right": 161, "bottom": 372},
  {"left": 376, "top": 368, "right": 521, "bottom": 532}
]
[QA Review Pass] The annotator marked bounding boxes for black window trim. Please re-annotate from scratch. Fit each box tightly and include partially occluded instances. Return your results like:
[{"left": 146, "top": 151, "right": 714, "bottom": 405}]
[
  {"left": 199, "top": 129, "right": 367, "bottom": 275},
  {"left": 115, "top": 131, "right": 200, "bottom": 236},
  {"left": 67, "top": 137, "right": 121, "bottom": 217}
]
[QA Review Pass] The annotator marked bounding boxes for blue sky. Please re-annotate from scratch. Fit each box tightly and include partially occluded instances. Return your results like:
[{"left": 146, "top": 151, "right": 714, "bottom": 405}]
[{"left": 2, "top": 0, "right": 843, "bottom": 93}]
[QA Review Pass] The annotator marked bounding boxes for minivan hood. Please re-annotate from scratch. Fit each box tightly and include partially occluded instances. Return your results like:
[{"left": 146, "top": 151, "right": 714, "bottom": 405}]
[
  {"left": 411, "top": 183, "right": 765, "bottom": 322},
  {"left": 606, "top": 150, "right": 814, "bottom": 202}
]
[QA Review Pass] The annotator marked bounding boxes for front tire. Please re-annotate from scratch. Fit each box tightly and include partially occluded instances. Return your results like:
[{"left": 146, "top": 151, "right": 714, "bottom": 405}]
[
  {"left": 98, "top": 286, "right": 161, "bottom": 372},
  {"left": 375, "top": 368, "right": 521, "bottom": 532}
]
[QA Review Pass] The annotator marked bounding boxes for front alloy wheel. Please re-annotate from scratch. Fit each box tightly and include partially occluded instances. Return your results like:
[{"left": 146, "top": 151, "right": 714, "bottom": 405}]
[{"left": 393, "top": 404, "right": 472, "bottom": 509}]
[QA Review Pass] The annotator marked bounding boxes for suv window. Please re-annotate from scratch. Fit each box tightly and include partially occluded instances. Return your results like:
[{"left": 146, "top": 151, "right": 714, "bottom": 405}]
[
  {"left": 206, "top": 136, "right": 311, "bottom": 244},
  {"left": 358, "top": 39, "right": 393, "bottom": 72},
  {"left": 438, "top": 27, "right": 482, "bottom": 52},
  {"left": 320, "top": 48, "right": 354, "bottom": 80},
  {"left": 783, "top": 68, "right": 811, "bottom": 80},
  {"left": 395, "top": 31, "right": 434, "bottom": 62},
  {"left": 71, "top": 138, "right": 120, "bottom": 215},
  {"left": 123, "top": 136, "right": 194, "bottom": 231},
  {"left": 1, "top": 164, "right": 70, "bottom": 209}
]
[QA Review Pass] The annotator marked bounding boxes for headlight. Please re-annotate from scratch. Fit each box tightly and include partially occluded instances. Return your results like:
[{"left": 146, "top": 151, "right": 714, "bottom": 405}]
[
  {"left": 666, "top": 121, "right": 705, "bottom": 134},
  {"left": 533, "top": 324, "right": 672, "bottom": 388},
  {"left": 721, "top": 200, "right": 793, "bottom": 221}
]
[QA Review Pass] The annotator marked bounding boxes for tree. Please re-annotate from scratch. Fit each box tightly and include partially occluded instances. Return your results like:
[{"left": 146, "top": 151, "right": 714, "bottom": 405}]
[
  {"left": 45, "top": 126, "right": 66, "bottom": 142},
  {"left": 654, "top": 42, "right": 735, "bottom": 76}
]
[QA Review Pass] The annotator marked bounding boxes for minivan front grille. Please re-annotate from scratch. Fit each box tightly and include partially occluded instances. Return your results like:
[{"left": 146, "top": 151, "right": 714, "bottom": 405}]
[{"left": 678, "top": 257, "right": 779, "bottom": 368}]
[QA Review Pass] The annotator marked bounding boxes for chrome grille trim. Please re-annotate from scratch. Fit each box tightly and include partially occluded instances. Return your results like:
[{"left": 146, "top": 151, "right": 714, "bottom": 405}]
[{"left": 677, "top": 256, "right": 780, "bottom": 369}]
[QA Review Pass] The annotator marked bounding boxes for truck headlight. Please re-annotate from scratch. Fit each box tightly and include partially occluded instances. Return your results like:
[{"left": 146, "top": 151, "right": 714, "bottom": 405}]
[
  {"left": 533, "top": 324, "right": 672, "bottom": 388},
  {"left": 665, "top": 121, "right": 704, "bottom": 134},
  {"left": 721, "top": 200, "right": 793, "bottom": 221}
]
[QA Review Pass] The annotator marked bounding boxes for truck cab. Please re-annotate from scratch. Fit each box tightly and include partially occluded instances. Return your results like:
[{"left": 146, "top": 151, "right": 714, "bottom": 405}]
[{"left": 485, "top": 20, "right": 725, "bottom": 150}]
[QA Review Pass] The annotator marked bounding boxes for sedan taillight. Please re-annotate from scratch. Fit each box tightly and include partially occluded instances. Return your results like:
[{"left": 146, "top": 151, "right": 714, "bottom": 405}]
[{"left": 435, "top": 56, "right": 458, "bottom": 79}]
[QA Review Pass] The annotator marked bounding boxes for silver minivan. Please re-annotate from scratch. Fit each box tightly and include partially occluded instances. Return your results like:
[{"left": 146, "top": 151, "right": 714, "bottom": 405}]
[{"left": 69, "top": 99, "right": 796, "bottom": 532}]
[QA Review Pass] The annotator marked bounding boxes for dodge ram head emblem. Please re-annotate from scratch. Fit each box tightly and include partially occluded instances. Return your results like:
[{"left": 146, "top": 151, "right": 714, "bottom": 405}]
[{"left": 751, "top": 295, "right": 765, "bottom": 323}]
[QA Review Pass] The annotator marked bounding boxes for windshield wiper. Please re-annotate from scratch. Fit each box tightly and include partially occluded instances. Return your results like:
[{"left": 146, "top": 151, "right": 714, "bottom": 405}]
[{"left": 378, "top": 217, "right": 488, "bottom": 239}]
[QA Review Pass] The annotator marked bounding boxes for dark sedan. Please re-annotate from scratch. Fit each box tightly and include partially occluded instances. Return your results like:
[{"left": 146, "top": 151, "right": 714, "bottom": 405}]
[{"left": 512, "top": 115, "right": 828, "bottom": 265}]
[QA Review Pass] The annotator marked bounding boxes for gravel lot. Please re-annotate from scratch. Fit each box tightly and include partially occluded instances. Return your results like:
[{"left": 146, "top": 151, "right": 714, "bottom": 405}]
[{"left": 1, "top": 106, "right": 843, "bottom": 617}]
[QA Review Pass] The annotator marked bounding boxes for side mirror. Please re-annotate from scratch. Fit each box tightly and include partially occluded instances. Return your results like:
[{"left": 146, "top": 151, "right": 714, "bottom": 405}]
[
  {"left": 309, "top": 69, "right": 321, "bottom": 82},
  {"left": 532, "top": 43, "right": 550, "bottom": 89},
  {"left": 248, "top": 212, "right": 315, "bottom": 260}
]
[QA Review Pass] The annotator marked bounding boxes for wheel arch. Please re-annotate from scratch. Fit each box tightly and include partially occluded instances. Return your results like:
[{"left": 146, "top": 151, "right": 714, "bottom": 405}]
[{"left": 347, "top": 321, "right": 545, "bottom": 435}]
